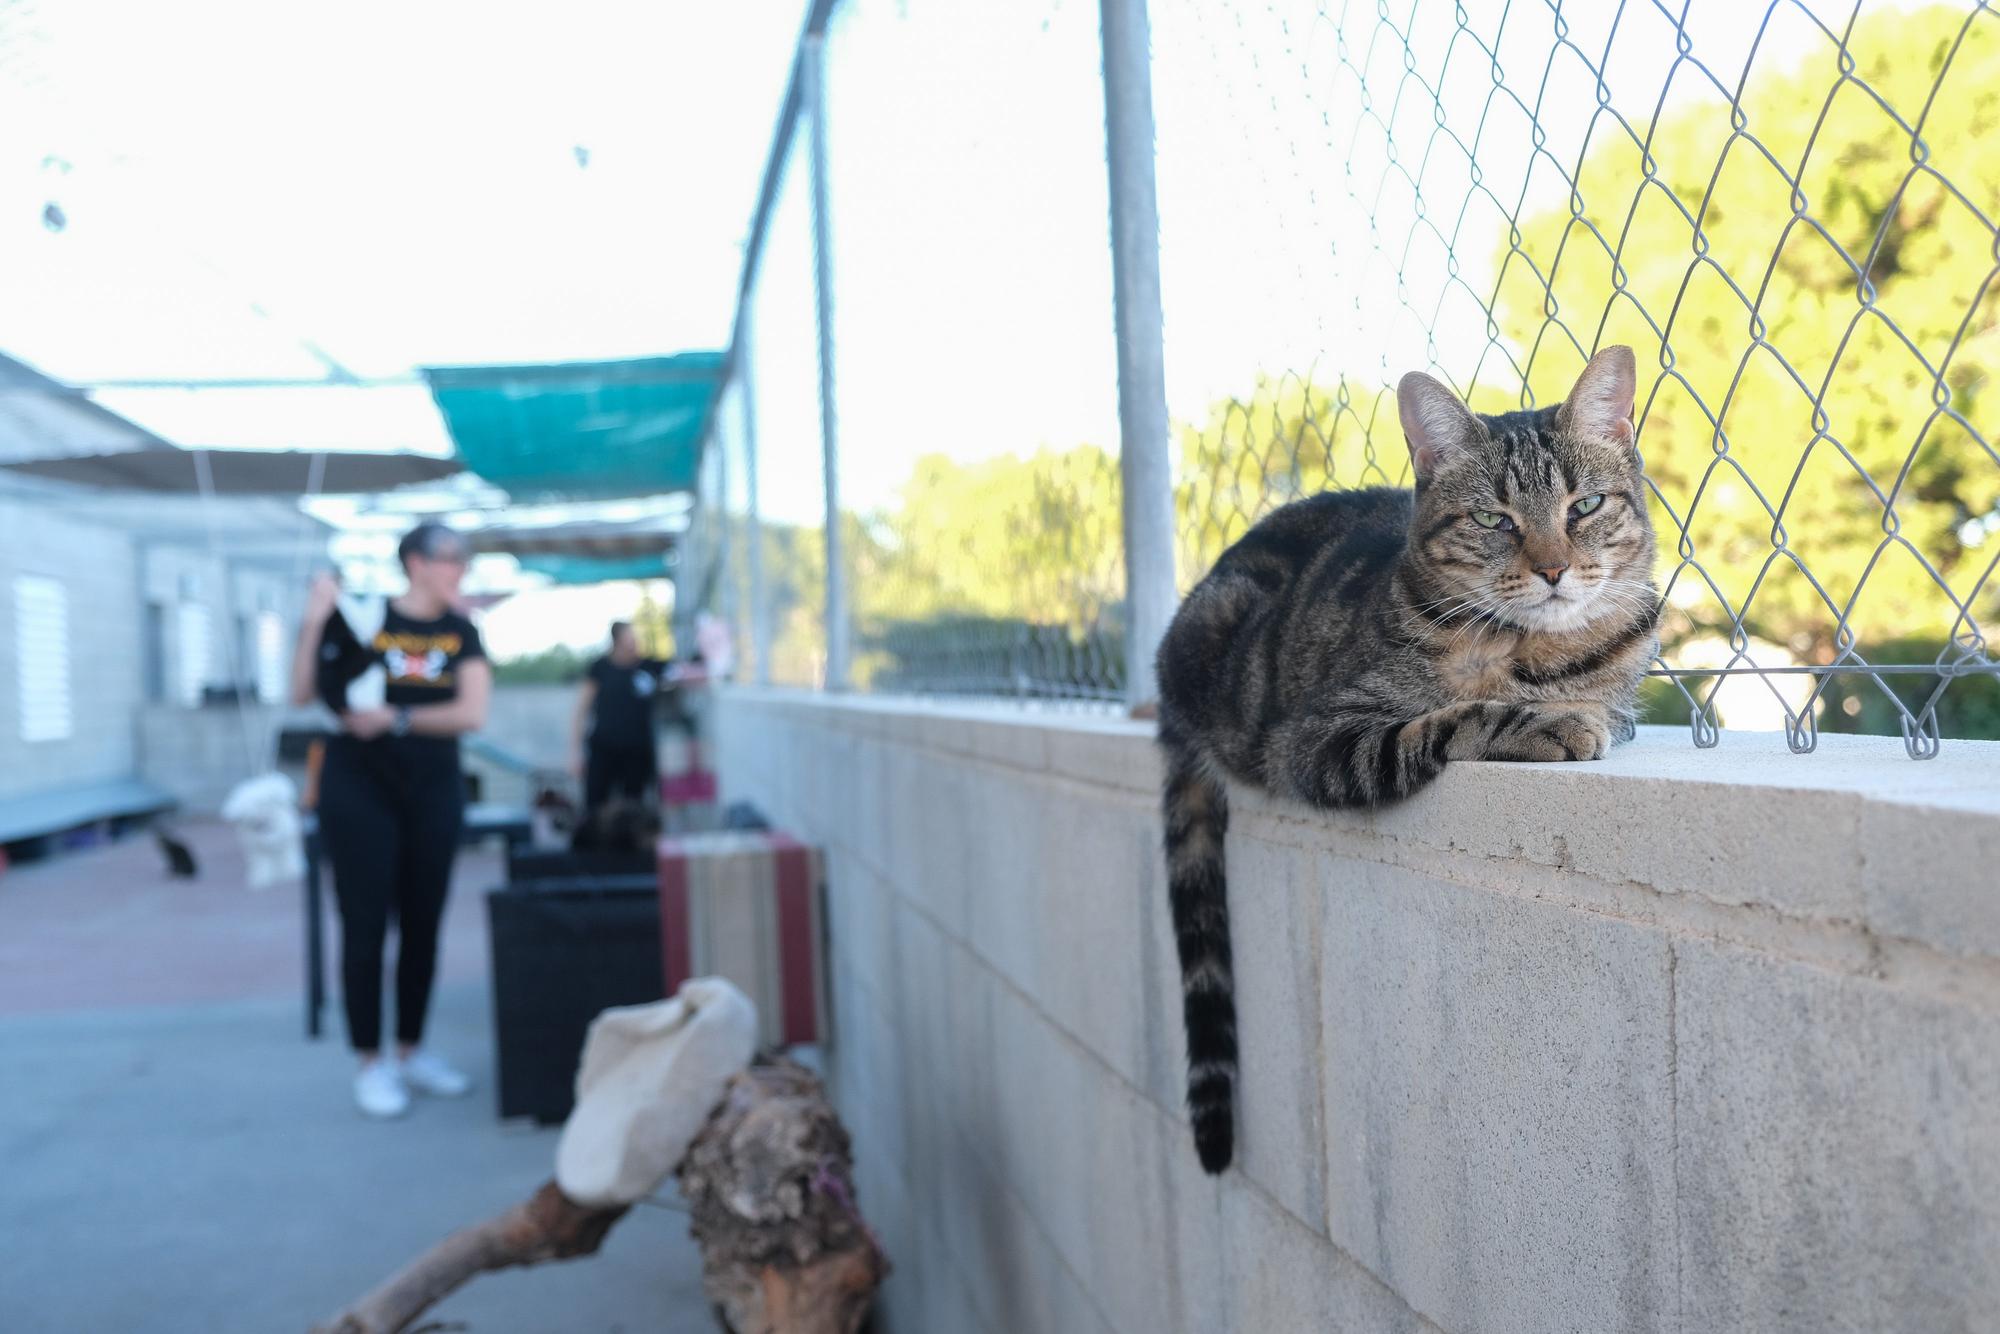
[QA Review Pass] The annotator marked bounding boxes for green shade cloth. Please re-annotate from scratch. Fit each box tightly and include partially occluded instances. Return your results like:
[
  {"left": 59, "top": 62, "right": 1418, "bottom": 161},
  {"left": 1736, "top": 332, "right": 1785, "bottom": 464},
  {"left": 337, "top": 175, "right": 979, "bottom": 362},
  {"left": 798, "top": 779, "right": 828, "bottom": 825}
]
[
  {"left": 516, "top": 553, "right": 675, "bottom": 585},
  {"left": 422, "top": 353, "right": 725, "bottom": 498}
]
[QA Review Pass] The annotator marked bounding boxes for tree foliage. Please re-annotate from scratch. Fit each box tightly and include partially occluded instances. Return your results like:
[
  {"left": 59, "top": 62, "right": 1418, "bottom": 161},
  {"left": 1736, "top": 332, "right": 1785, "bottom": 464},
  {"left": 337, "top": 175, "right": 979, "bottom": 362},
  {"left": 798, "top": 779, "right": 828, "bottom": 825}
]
[
  {"left": 1495, "top": 3, "right": 2000, "bottom": 662},
  {"left": 631, "top": 586, "right": 676, "bottom": 660}
]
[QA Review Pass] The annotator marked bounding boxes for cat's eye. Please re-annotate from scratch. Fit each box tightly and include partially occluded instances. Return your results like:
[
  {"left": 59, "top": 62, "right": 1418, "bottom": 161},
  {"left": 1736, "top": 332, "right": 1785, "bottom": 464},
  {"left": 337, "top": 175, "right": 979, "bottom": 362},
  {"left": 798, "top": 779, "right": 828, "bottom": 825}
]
[
  {"left": 1471, "top": 510, "right": 1514, "bottom": 531},
  {"left": 1571, "top": 494, "right": 1606, "bottom": 517}
]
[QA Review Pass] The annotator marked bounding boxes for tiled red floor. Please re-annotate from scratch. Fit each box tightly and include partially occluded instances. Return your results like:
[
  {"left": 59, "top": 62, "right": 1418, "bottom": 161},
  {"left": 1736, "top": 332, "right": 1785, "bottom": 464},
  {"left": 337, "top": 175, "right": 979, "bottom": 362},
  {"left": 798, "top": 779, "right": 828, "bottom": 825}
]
[{"left": 0, "top": 820, "right": 500, "bottom": 1016}]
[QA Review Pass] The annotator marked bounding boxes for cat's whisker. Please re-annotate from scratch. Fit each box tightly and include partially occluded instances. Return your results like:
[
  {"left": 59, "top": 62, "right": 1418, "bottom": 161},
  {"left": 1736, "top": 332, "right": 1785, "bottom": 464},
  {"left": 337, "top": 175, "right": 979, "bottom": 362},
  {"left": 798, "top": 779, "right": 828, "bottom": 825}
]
[
  {"left": 1445, "top": 596, "right": 1513, "bottom": 651},
  {"left": 1397, "top": 589, "right": 1505, "bottom": 638},
  {"left": 1589, "top": 582, "right": 1660, "bottom": 617}
]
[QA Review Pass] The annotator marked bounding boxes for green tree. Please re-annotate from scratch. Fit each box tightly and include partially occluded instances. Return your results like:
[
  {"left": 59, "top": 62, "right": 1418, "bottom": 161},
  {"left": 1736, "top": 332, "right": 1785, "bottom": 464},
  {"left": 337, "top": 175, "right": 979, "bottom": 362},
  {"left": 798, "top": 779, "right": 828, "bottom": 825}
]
[
  {"left": 1495, "top": 4, "right": 2000, "bottom": 666},
  {"left": 855, "top": 446, "right": 1123, "bottom": 620},
  {"left": 1172, "top": 371, "right": 1406, "bottom": 587},
  {"left": 631, "top": 584, "right": 676, "bottom": 660},
  {"left": 848, "top": 445, "right": 1125, "bottom": 692},
  {"left": 762, "top": 521, "right": 829, "bottom": 688}
]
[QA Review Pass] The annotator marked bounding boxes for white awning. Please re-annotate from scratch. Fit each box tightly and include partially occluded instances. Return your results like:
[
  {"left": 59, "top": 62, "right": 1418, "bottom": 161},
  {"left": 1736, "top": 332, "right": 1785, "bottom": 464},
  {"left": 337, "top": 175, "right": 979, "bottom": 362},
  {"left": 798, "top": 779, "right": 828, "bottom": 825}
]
[
  {"left": 0, "top": 446, "right": 462, "bottom": 495},
  {"left": 0, "top": 351, "right": 170, "bottom": 459},
  {"left": 0, "top": 352, "right": 461, "bottom": 494}
]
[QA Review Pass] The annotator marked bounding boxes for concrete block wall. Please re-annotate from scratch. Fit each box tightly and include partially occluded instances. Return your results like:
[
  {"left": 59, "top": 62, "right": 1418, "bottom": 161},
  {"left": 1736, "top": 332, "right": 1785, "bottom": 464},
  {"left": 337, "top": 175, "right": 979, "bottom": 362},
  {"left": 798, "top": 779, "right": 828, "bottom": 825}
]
[
  {"left": 0, "top": 497, "right": 140, "bottom": 800},
  {"left": 0, "top": 470, "right": 326, "bottom": 813},
  {"left": 715, "top": 689, "right": 2000, "bottom": 1334},
  {"left": 129, "top": 559, "right": 308, "bottom": 810},
  {"left": 141, "top": 545, "right": 233, "bottom": 704},
  {"left": 476, "top": 682, "right": 707, "bottom": 805},
  {"left": 134, "top": 704, "right": 293, "bottom": 812},
  {"left": 481, "top": 684, "right": 576, "bottom": 770}
]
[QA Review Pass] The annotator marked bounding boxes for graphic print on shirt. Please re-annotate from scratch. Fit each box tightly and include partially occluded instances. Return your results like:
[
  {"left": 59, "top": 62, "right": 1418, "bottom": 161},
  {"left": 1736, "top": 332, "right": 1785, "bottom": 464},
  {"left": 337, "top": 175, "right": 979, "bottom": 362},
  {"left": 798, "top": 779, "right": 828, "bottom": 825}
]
[{"left": 374, "top": 630, "right": 463, "bottom": 688}]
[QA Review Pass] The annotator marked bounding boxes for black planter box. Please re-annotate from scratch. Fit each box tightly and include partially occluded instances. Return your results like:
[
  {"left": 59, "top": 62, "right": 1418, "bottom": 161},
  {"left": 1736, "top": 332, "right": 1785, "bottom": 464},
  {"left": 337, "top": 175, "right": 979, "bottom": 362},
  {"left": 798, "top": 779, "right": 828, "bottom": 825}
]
[{"left": 485, "top": 875, "right": 664, "bottom": 1125}]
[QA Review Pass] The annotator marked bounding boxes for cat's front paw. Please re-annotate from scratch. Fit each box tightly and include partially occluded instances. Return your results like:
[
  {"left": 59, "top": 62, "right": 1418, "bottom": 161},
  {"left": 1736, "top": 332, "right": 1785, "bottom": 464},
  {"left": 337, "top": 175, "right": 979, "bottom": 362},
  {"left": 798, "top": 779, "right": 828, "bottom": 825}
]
[{"left": 1485, "top": 703, "right": 1612, "bottom": 763}]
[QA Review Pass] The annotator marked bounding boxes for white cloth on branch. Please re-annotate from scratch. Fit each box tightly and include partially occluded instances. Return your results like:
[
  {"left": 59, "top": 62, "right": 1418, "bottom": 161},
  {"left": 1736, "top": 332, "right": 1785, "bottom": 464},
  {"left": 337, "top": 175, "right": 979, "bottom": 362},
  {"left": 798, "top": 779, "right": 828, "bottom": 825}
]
[
  {"left": 555, "top": 977, "right": 758, "bottom": 1207},
  {"left": 219, "top": 772, "right": 305, "bottom": 890}
]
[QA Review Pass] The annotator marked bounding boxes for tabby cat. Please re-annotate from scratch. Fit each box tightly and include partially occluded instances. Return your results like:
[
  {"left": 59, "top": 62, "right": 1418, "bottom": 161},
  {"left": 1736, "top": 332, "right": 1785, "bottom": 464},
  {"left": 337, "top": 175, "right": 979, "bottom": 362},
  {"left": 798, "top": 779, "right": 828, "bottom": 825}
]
[{"left": 1154, "top": 346, "right": 1658, "bottom": 1173}]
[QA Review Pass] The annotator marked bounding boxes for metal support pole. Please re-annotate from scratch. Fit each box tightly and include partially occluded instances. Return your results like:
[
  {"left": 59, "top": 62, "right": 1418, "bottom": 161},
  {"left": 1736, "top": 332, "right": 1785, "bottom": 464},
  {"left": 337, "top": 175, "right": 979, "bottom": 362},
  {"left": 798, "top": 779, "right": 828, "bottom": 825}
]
[
  {"left": 708, "top": 413, "right": 732, "bottom": 651},
  {"left": 1100, "top": 0, "right": 1177, "bottom": 707},
  {"left": 739, "top": 312, "right": 773, "bottom": 687},
  {"left": 672, "top": 477, "right": 704, "bottom": 655},
  {"left": 805, "top": 31, "right": 850, "bottom": 691},
  {"left": 304, "top": 822, "right": 324, "bottom": 1039}
]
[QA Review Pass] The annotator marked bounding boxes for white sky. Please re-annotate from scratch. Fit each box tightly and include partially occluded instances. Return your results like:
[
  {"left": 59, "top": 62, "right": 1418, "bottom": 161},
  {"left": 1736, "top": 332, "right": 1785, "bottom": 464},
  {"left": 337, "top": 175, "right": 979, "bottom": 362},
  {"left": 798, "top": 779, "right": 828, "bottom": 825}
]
[
  {"left": 0, "top": 0, "right": 800, "bottom": 653},
  {"left": 0, "top": 0, "right": 1909, "bottom": 652}
]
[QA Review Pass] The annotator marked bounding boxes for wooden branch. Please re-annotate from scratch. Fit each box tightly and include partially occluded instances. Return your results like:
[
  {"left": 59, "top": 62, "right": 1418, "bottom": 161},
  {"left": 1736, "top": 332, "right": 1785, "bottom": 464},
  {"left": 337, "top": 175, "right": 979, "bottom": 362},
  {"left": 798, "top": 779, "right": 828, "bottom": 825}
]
[
  {"left": 310, "top": 1181, "right": 628, "bottom": 1334},
  {"left": 309, "top": 1058, "right": 884, "bottom": 1334},
  {"left": 677, "top": 1058, "right": 889, "bottom": 1334}
]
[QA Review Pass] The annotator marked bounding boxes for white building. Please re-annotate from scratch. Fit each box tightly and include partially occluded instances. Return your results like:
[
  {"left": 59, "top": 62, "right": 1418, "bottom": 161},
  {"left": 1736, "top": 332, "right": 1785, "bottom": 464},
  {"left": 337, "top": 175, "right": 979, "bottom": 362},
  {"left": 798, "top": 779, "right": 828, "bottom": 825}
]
[{"left": 0, "top": 353, "right": 330, "bottom": 830}]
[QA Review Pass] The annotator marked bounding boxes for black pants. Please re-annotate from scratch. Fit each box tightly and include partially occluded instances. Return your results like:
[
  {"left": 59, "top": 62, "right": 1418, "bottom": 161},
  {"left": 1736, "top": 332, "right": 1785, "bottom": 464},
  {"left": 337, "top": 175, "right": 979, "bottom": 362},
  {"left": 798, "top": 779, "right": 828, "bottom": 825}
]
[
  {"left": 586, "top": 742, "right": 658, "bottom": 810},
  {"left": 319, "top": 740, "right": 464, "bottom": 1052}
]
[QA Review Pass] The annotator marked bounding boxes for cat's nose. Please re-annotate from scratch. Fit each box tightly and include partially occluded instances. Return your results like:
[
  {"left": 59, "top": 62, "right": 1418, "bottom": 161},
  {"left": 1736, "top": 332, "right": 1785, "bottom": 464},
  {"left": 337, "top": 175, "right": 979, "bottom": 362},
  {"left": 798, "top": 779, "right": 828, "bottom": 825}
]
[{"left": 1534, "top": 564, "right": 1568, "bottom": 587}]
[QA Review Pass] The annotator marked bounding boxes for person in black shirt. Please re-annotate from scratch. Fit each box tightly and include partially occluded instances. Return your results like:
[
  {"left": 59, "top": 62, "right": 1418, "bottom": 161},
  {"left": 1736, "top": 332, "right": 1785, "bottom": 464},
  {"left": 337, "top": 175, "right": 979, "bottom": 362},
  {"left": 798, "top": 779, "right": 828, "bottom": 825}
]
[
  {"left": 289, "top": 522, "right": 491, "bottom": 1120},
  {"left": 570, "top": 620, "right": 665, "bottom": 812}
]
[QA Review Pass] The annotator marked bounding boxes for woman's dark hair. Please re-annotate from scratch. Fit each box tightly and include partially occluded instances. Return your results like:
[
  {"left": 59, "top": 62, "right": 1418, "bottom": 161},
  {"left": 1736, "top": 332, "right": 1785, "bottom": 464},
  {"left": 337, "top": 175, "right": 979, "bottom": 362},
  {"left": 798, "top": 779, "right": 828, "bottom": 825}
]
[{"left": 398, "top": 522, "right": 468, "bottom": 570}]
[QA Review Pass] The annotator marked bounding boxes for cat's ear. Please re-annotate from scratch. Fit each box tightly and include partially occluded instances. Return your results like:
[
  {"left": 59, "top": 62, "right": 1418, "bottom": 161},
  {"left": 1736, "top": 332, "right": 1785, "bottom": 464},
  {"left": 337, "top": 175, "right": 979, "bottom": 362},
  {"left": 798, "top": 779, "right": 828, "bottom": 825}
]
[
  {"left": 1397, "top": 371, "right": 1481, "bottom": 479},
  {"left": 1558, "top": 345, "right": 1637, "bottom": 448}
]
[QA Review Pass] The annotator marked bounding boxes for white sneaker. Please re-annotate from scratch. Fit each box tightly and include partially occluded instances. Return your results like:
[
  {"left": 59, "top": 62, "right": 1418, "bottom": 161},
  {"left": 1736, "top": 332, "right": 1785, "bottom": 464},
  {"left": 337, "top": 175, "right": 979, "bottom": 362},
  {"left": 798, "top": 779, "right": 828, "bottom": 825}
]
[
  {"left": 354, "top": 1059, "right": 410, "bottom": 1118},
  {"left": 400, "top": 1049, "right": 472, "bottom": 1098}
]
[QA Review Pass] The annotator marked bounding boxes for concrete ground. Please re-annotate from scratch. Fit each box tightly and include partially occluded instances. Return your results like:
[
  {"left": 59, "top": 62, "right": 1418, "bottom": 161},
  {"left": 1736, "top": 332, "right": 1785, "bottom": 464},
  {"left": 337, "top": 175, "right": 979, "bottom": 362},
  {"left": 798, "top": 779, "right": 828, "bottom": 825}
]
[{"left": 0, "top": 822, "right": 711, "bottom": 1334}]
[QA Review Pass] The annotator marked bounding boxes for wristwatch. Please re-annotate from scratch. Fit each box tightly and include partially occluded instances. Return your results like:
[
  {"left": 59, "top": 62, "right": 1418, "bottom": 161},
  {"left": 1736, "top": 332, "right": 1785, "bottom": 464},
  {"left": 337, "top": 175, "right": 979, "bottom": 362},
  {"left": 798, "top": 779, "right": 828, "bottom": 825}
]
[{"left": 391, "top": 707, "right": 412, "bottom": 737}]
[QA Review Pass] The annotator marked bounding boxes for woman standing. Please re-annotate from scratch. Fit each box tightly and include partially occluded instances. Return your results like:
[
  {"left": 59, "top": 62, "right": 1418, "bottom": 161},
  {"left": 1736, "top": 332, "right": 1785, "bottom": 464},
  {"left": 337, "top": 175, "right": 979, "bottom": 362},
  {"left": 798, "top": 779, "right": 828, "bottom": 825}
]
[{"left": 290, "top": 522, "right": 491, "bottom": 1118}]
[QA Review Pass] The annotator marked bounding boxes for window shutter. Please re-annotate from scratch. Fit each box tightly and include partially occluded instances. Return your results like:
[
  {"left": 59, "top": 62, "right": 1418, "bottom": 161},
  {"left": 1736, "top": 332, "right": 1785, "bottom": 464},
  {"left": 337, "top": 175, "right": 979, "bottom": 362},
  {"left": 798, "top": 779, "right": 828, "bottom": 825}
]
[
  {"left": 14, "top": 575, "right": 73, "bottom": 743},
  {"left": 177, "top": 601, "right": 212, "bottom": 707},
  {"left": 256, "top": 611, "right": 285, "bottom": 704}
]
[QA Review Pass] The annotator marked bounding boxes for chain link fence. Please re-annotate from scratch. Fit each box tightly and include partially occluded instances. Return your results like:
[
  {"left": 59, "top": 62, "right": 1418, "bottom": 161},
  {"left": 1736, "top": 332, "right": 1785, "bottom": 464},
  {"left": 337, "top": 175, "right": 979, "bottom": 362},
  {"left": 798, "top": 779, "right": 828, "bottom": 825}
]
[
  {"left": 687, "top": 0, "right": 1132, "bottom": 705},
  {"left": 692, "top": 0, "right": 2000, "bottom": 754}
]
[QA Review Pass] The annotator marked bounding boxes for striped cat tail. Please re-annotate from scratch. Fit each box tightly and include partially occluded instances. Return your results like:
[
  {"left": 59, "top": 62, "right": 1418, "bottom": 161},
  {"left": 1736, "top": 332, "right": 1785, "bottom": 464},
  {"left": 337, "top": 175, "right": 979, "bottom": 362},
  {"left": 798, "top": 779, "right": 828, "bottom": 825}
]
[{"left": 1161, "top": 733, "right": 1236, "bottom": 1174}]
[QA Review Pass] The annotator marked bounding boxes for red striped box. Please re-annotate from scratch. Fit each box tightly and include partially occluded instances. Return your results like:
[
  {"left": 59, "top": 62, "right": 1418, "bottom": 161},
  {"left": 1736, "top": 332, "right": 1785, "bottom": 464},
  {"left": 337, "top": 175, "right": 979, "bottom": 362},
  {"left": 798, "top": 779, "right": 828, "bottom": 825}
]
[{"left": 657, "top": 831, "right": 827, "bottom": 1049}]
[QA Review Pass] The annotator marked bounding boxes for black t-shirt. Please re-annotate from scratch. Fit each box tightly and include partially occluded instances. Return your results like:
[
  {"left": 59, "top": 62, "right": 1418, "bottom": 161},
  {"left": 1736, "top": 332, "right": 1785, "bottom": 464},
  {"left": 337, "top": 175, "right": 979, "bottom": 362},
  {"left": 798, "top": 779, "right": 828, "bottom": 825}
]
[
  {"left": 377, "top": 605, "right": 485, "bottom": 703},
  {"left": 317, "top": 602, "right": 486, "bottom": 775},
  {"left": 587, "top": 656, "right": 667, "bottom": 751}
]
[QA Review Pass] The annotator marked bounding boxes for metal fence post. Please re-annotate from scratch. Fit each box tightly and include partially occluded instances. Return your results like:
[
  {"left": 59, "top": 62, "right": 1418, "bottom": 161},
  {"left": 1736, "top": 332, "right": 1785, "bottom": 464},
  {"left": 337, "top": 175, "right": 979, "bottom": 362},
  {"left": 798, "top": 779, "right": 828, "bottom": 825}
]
[
  {"left": 805, "top": 30, "right": 850, "bottom": 691},
  {"left": 682, "top": 416, "right": 725, "bottom": 656},
  {"left": 738, "top": 312, "right": 773, "bottom": 687},
  {"left": 1100, "top": 0, "right": 1177, "bottom": 708},
  {"left": 709, "top": 425, "right": 729, "bottom": 649}
]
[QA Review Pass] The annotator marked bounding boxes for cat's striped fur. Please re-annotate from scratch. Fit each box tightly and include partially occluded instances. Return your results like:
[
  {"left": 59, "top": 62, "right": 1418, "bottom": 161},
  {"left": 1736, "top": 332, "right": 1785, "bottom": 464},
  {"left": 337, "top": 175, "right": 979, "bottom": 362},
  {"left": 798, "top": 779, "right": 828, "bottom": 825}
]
[{"left": 1155, "top": 347, "right": 1658, "bottom": 1173}]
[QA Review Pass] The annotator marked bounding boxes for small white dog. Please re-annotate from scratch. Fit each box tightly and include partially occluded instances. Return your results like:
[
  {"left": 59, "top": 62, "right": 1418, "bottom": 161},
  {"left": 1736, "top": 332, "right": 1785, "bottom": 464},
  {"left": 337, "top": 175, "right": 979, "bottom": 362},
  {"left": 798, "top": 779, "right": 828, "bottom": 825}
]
[{"left": 220, "top": 772, "right": 306, "bottom": 890}]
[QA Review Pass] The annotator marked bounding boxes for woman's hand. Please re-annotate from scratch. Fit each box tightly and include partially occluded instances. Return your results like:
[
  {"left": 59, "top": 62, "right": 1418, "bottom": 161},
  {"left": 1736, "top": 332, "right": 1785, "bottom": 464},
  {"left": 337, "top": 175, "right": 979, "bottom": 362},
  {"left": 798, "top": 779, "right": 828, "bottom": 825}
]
[
  {"left": 343, "top": 707, "right": 396, "bottom": 740},
  {"left": 304, "top": 572, "right": 341, "bottom": 627}
]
